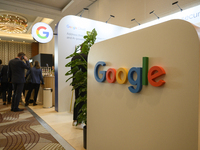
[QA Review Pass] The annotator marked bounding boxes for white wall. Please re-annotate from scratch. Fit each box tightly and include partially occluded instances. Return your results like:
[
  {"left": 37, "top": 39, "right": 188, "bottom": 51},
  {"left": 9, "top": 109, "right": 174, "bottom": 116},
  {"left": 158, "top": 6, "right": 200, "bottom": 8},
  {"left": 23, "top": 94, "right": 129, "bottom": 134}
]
[
  {"left": 56, "top": 15, "right": 130, "bottom": 112},
  {"left": 87, "top": 19, "right": 200, "bottom": 150}
]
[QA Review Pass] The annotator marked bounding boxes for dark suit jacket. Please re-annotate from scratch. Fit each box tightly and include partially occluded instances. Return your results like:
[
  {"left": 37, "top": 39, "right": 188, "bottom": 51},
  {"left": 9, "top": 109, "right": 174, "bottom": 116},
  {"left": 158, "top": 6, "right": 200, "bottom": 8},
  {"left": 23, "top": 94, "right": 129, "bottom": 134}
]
[
  {"left": 8, "top": 58, "right": 30, "bottom": 83},
  {"left": 1, "top": 65, "right": 9, "bottom": 83},
  {"left": 26, "top": 67, "right": 44, "bottom": 84}
]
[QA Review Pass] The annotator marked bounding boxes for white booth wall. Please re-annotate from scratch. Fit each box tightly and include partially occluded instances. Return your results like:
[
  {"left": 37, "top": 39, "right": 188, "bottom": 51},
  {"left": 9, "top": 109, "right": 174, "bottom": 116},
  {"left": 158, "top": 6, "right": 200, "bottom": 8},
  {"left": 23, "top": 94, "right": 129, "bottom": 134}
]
[
  {"left": 55, "top": 3, "right": 200, "bottom": 112},
  {"left": 56, "top": 15, "right": 130, "bottom": 112},
  {"left": 87, "top": 19, "right": 200, "bottom": 150}
]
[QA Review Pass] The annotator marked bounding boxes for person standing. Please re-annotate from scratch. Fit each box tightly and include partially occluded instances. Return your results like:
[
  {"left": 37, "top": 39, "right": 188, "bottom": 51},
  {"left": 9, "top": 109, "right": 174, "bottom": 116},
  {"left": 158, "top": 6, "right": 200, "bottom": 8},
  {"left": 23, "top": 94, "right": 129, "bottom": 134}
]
[
  {"left": 0, "top": 59, "right": 2, "bottom": 72},
  {"left": 23, "top": 63, "right": 33, "bottom": 97},
  {"left": 0, "top": 59, "right": 3, "bottom": 98},
  {"left": 25, "top": 61, "right": 44, "bottom": 106},
  {"left": 8, "top": 52, "right": 30, "bottom": 112},
  {"left": 0, "top": 59, "right": 2, "bottom": 73},
  {"left": 0, "top": 65, "right": 12, "bottom": 105}
]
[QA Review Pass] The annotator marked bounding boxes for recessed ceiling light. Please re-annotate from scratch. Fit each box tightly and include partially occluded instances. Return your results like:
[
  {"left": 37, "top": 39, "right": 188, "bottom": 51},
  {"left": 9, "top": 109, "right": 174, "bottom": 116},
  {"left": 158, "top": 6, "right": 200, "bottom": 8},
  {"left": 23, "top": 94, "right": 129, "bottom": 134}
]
[{"left": 41, "top": 18, "right": 54, "bottom": 25}]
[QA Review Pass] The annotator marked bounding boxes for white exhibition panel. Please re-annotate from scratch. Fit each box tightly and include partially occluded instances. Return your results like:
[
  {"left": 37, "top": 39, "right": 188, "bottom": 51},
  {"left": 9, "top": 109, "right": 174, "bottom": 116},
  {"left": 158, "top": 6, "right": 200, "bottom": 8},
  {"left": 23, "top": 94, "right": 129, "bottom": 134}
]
[
  {"left": 87, "top": 20, "right": 200, "bottom": 150},
  {"left": 56, "top": 15, "right": 130, "bottom": 112},
  {"left": 130, "top": 4, "right": 200, "bottom": 33}
]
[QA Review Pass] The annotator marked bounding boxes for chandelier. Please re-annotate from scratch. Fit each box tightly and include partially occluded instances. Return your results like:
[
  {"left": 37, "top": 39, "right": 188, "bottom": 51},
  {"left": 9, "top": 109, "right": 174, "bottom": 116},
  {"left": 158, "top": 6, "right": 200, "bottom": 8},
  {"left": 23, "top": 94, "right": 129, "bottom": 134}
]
[{"left": 0, "top": 13, "right": 28, "bottom": 34}]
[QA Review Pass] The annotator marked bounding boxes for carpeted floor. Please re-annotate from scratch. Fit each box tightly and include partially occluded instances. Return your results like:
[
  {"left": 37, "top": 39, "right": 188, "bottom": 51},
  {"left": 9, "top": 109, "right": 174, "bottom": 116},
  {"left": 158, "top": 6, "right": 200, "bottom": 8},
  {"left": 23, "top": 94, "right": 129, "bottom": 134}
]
[{"left": 0, "top": 101, "right": 65, "bottom": 150}]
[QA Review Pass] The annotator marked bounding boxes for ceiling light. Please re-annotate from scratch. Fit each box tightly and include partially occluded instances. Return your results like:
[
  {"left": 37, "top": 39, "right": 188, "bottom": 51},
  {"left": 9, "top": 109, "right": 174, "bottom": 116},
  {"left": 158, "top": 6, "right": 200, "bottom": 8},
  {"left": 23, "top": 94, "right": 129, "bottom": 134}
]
[
  {"left": 41, "top": 18, "right": 54, "bottom": 25},
  {"left": 80, "top": 8, "right": 89, "bottom": 17},
  {"left": 106, "top": 15, "right": 115, "bottom": 23},
  {"left": 149, "top": 10, "right": 159, "bottom": 19},
  {"left": 0, "top": 12, "right": 28, "bottom": 34},
  {"left": 172, "top": 1, "right": 183, "bottom": 11},
  {"left": 131, "top": 18, "right": 140, "bottom": 25}
]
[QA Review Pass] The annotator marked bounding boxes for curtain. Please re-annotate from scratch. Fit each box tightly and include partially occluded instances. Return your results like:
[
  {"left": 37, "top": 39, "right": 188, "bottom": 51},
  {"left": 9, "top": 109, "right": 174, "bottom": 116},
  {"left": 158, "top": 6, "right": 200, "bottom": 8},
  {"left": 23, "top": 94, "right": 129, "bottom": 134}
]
[{"left": 0, "top": 41, "right": 31, "bottom": 65}]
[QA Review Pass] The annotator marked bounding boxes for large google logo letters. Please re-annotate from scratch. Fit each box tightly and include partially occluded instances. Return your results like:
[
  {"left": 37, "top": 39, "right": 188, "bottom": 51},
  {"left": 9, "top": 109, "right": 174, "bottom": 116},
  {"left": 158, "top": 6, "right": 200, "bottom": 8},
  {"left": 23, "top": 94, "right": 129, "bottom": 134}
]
[
  {"left": 32, "top": 22, "right": 53, "bottom": 43},
  {"left": 94, "top": 57, "right": 166, "bottom": 93}
]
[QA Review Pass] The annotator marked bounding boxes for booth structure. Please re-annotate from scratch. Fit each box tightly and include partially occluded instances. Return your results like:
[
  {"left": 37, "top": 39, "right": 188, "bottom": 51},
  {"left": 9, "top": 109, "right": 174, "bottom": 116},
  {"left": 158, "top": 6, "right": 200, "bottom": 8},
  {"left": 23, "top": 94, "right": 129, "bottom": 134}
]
[
  {"left": 55, "top": 15, "right": 130, "bottom": 112},
  {"left": 87, "top": 19, "right": 200, "bottom": 150},
  {"left": 55, "top": 4, "right": 200, "bottom": 113},
  {"left": 54, "top": 4, "right": 200, "bottom": 150}
]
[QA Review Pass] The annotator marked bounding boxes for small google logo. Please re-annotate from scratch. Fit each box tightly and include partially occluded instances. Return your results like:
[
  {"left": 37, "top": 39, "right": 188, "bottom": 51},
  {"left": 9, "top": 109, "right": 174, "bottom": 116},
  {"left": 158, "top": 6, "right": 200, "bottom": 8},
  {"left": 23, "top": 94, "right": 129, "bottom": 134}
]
[
  {"left": 32, "top": 22, "right": 53, "bottom": 43},
  {"left": 36, "top": 26, "right": 49, "bottom": 39},
  {"left": 67, "top": 24, "right": 77, "bottom": 30},
  {"left": 66, "top": 24, "right": 86, "bottom": 31}
]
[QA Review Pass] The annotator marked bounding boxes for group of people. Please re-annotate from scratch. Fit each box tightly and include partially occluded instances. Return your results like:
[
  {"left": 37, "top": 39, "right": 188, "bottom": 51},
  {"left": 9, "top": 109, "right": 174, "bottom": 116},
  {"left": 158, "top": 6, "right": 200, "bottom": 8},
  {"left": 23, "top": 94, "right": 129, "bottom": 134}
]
[
  {"left": 0, "top": 60, "right": 12, "bottom": 105},
  {"left": 0, "top": 52, "right": 44, "bottom": 112}
]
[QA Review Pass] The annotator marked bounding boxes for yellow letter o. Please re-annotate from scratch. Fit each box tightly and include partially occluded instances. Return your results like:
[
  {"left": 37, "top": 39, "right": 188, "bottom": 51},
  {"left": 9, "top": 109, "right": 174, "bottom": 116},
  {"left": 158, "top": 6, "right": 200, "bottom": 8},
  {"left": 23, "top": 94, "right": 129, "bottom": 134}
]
[{"left": 116, "top": 68, "right": 128, "bottom": 84}]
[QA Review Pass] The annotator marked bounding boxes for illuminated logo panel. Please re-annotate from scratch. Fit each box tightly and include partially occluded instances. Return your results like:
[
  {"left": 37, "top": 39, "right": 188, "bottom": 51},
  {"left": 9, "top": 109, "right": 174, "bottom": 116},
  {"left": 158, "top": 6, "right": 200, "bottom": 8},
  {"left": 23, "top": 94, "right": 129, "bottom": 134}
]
[{"left": 32, "top": 22, "right": 53, "bottom": 43}]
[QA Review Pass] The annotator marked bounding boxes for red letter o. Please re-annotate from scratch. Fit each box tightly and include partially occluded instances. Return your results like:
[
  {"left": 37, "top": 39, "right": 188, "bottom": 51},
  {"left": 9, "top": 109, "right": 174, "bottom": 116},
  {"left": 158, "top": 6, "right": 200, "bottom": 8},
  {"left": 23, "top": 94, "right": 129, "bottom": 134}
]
[{"left": 106, "top": 68, "right": 116, "bottom": 83}]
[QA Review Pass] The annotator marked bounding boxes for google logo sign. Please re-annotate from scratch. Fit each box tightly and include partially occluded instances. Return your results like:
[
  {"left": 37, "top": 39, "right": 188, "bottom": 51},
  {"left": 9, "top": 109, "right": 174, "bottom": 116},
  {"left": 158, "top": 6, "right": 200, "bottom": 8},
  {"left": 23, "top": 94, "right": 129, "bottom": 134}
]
[
  {"left": 32, "top": 22, "right": 53, "bottom": 43},
  {"left": 94, "top": 57, "right": 166, "bottom": 93}
]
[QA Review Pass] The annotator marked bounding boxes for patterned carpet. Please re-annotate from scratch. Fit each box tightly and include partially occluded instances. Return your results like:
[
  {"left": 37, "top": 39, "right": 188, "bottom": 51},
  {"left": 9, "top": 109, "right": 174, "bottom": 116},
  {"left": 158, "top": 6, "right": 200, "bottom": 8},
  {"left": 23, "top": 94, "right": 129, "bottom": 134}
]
[{"left": 0, "top": 101, "right": 65, "bottom": 150}]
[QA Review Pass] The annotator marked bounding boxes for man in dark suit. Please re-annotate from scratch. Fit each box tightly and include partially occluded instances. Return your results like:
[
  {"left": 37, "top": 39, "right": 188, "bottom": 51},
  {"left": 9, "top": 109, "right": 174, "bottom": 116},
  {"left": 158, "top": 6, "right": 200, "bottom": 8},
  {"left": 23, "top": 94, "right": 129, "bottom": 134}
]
[
  {"left": 0, "top": 65, "right": 12, "bottom": 105},
  {"left": 8, "top": 52, "right": 30, "bottom": 112},
  {"left": 0, "top": 59, "right": 3, "bottom": 98}
]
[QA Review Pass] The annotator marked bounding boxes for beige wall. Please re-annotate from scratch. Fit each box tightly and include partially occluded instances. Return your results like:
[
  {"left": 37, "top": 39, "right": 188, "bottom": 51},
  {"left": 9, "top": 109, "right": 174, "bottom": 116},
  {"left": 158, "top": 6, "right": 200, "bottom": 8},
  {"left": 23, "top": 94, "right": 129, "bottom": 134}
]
[
  {"left": 87, "top": 19, "right": 200, "bottom": 150},
  {"left": 39, "top": 36, "right": 55, "bottom": 55},
  {"left": 81, "top": 0, "right": 200, "bottom": 28}
]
